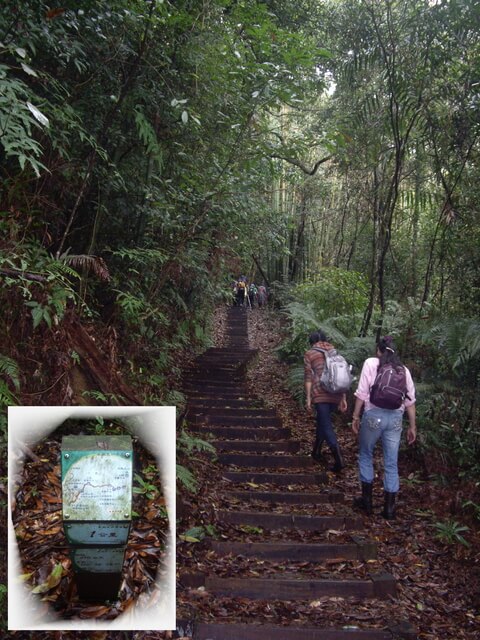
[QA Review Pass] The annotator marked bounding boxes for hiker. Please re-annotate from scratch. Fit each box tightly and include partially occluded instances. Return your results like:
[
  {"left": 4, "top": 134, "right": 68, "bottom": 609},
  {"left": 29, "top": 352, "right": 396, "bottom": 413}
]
[
  {"left": 351, "top": 335, "right": 417, "bottom": 520},
  {"left": 248, "top": 283, "right": 258, "bottom": 308},
  {"left": 235, "top": 277, "right": 247, "bottom": 306},
  {"left": 304, "top": 330, "right": 348, "bottom": 473},
  {"left": 257, "top": 284, "right": 268, "bottom": 308},
  {"left": 230, "top": 278, "right": 238, "bottom": 305}
]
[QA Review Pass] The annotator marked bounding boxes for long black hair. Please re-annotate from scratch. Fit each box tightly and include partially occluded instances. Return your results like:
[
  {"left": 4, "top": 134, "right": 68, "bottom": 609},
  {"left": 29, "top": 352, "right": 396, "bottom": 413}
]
[{"left": 377, "top": 336, "right": 403, "bottom": 369}]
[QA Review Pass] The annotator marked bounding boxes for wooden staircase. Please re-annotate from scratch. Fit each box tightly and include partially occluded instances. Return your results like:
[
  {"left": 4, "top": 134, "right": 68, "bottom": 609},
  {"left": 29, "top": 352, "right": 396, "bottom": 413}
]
[{"left": 177, "top": 306, "right": 417, "bottom": 640}]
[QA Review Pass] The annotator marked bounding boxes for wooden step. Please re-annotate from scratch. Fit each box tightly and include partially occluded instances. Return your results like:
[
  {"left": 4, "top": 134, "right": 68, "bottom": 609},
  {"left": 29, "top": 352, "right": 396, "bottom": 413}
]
[
  {"left": 182, "top": 621, "right": 396, "bottom": 640},
  {"left": 208, "top": 538, "right": 377, "bottom": 561},
  {"left": 225, "top": 489, "right": 343, "bottom": 504},
  {"left": 196, "top": 349, "right": 256, "bottom": 357},
  {"left": 218, "top": 453, "right": 313, "bottom": 468},
  {"left": 212, "top": 440, "right": 300, "bottom": 453},
  {"left": 217, "top": 510, "right": 363, "bottom": 530},
  {"left": 201, "top": 347, "right": 256, "bottom": 355},
  {"left": 188, "top": 407, "right": 278, "bottom": 417},
  {"left": 223, "top": 471, "right": 328, "bottom": 485},
  {"left": 206, "top": 416, "right": 283, "bottom": 427},
  {"left": 183, "top": 389, "right": 248, "bottom": 398},
  {"left": 204, "top": 572, "right": 396, "bottom": 600},
  {"left": 183, "top": 377, "right": 245, "bottom": 386},
  {"left": 176, "top": 620, "right": 409, "bottom": 640},
  {"left": 185, "top": 390, "right": 251, "bottom": 400},
  {"left": 193, "top": 360, "right": 250, "bottom": 368},
  {"left": 188, "top": 364, "right": 247, "bottom": 374},
  {"left": 183, "top": 373, "right": 245, "bottom": 383},
  {"left": 187, "top": 399, "right": 264, "bottom": 408},
  {"left": 189, "top": 425, "right": 292, "bottom": 440}
]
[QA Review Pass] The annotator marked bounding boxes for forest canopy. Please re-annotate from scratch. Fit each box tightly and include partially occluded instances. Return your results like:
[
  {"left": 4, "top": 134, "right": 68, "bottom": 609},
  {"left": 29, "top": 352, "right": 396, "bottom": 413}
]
[{"left": 0, "top": 0, "right": 478, "bottom": 469}]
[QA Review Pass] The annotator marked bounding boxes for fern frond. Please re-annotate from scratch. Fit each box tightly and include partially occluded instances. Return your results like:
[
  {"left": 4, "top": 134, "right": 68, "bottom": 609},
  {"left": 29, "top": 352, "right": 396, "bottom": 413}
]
[
  {"left": 286, "top": 363, "right": 306, "bottom": 405},
  {"left": 61, "top": 254, "right": 111, "bottom": 281},
  {"left": 0, "top": 379, "right": 18, "bottom": 406},
  {"left": 177, "top": 429, "right": 215, "bottom": 454},
  {"left": 113, "top": 247, "right": 167, "bottom": 266},
  {"left": 176, "top": 463, "right": 198, "bottom": 493},
  {"left": 418, "top": 317, "right": 480, "bottom": 379},
  {"left": 340, "top": 336, "right": 376, "bottom": 371},
  {"left": 0, "top": 355, "right": 20, "bottom": 391},
  {"left": 453, "top": 320, "right": 480, "bottom": 371}
]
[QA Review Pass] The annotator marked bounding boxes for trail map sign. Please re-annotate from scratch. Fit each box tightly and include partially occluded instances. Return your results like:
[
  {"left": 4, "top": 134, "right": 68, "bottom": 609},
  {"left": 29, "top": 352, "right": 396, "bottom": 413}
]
[{"left": 61, "top": 435, "right": 133, "bottom": 601}]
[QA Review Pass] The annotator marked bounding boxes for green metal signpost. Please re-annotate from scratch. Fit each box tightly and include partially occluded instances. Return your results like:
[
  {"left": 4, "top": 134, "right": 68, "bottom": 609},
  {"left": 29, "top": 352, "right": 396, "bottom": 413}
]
[{"left": 61, "top": 435, "right": 133, "bottom": 601}]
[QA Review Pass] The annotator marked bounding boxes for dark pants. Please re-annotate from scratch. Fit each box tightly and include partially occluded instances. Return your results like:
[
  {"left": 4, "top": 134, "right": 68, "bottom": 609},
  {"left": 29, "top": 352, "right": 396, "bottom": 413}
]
[
  {"left": 314, "top": 402, "right": 338, "bottom": 449},
  {"left": 236, "top": 290, "right": 245, "bottom": 306}
]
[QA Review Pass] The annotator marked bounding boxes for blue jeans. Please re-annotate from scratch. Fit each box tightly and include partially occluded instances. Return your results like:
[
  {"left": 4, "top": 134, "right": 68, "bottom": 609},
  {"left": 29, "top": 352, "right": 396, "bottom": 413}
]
[
  {"left": 358, "top": 407, "right": 403, "bottom": 493},
  {"left": 314, "top": 402, "right": 338, "bottom": 449}
]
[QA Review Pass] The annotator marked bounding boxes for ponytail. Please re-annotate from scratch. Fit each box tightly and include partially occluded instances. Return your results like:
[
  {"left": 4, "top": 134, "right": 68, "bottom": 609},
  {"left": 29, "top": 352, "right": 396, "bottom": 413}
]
[{"left": 377, "top": 336, "right": 403, "bottom": 369}]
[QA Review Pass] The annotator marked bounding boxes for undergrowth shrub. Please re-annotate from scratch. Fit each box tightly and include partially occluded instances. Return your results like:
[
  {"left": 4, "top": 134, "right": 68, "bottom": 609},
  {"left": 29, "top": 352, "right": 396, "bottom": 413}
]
[{"left": 412, "top": 317, "right": 480, "bottom": 478}]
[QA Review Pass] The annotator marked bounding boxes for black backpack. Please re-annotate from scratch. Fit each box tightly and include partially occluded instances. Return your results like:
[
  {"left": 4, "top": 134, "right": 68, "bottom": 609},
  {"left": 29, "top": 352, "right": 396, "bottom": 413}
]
[{"left": 369, "top": 363, "right": 408, "bottom": 410}]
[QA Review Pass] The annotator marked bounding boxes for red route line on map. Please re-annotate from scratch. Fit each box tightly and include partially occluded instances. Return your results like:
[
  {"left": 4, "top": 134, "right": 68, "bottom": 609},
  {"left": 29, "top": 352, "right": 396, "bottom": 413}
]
[{"left": 66, "top": 481, "right": 125, "bottom": 504}]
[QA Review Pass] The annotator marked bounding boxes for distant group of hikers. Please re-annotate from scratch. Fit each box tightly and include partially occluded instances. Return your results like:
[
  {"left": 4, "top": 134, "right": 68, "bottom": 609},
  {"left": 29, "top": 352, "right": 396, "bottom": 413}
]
[
  {"left": 304, "top": 330, "right": 417, "bottom": 520},
  {"left": 231, "top": 275, "right": 268, "bottom": 309}
]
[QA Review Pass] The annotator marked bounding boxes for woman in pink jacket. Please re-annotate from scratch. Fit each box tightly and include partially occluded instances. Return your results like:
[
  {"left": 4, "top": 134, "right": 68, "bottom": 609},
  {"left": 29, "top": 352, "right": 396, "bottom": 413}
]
[{"left": 351, "top": 336, "right": 417, "bottom": 519}]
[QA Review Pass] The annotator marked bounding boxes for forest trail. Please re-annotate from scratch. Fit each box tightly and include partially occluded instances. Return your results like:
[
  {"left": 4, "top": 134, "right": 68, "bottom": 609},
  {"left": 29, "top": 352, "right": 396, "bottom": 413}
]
[
  {"left": 177, "top": 306, "right": 415, "bottom": 639},
  {"left": 176, "top": 306, "right": 480, "bottom": 640}
]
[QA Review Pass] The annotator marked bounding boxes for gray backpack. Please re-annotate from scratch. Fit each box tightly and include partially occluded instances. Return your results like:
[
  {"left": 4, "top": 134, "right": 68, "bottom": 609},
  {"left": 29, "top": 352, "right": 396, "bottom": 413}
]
[{"left": 312, "top": 347, "right": 353, "bottom": 394}]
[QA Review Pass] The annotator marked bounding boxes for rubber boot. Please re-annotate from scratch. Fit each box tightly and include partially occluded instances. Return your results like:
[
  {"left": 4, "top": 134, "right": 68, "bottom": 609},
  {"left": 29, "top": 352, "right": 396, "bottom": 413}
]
[
  {"left": 329, "top": 444, "right": 344, "bottom": 473},
  {"left": 353, "top": 482, "right": 373, "bottom": 515},
  {"left": 382, "top": 491, "right": 396, "bottom": 520},
  {"left": 311, "top": 438, "right": 325, "bottom": 463}
]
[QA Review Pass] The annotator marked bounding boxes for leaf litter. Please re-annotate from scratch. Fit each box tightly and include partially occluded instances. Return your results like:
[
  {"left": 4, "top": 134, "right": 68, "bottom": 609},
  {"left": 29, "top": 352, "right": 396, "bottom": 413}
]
[{"left": 174, "top": 306, "right": 480, "bottom": 639}]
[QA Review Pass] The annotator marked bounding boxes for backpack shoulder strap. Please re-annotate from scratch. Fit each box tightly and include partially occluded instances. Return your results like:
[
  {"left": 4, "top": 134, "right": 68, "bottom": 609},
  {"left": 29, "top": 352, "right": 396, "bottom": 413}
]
[{"left": 308, "top": 347, "right": 326, "bottom": 376}]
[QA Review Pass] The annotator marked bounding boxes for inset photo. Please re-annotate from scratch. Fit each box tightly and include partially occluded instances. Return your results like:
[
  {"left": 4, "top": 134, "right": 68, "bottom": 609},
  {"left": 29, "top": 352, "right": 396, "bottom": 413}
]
[{"left": 8, "top": 406, "right": 176, "bottom": 631}]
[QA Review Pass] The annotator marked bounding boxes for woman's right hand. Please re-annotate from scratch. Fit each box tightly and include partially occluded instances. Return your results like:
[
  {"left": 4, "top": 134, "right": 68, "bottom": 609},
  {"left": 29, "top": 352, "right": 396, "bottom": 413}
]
[
  {"left": 351, "top": 416, "right": 360, "bottom": 435},
  {"left": 407, "top": 424, "right": 417, "bottom": 445}
]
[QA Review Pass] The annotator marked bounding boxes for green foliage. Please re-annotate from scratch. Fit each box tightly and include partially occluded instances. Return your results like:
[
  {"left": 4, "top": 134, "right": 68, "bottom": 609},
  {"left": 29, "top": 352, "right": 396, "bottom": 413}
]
[
  {"left": 0, "top": 355, "right": 20, "bottom": 392},
  {"left": 0, "top": 0, "right": 478, "bottom": 507},
  {"left": 434, "top": 520, "right": 470, "bottom": 548},
  {"left": 294, "top": 268, "right": 369, "bottom": 318},
  {"left": 462, "top": 499, "right": 480, "bottom": 523},
  {"left": 175, "top": 430, "right": 215, "bottom": 497},
  {"left": 0, "top": 583, "right": 6, "bottom": 630},
  {"left": 0, "top": 242, "right": 78, "bottom": 332},
  {"left": 418, "top": 317, "right": 480, "bottom": 384},
  {"left": 177, "top": 430, "right": 216, "bottom": 456},
  {"left": 411, "top": 315, "right": 480, "bottom": 477},
  {"left": 164, "top": 390, "right": 186, "bottom": 410},
  {"left": 238, "top": 524, "right": 263, "bottom": 534},
  {"left": 180, "top": 524, "right": 217, "bottom": 543},
  {"left": 413, "top": 377, "right": 479, "bottom": 476},
  {"left": 0, "top": 59, "right": 49, "bottom": 176},
  {"left": 133, "top": 473, "right": 158, "bottom": 500},
  {"left": 403, "top": 472, "right": 424, "bottom": 486},
  {"left": 176, "top": 464, "right": 197, "bottom": 494},
  {"left": 81, "top": 390, "right": 123, "bottom": 405},
  {"left": 0, "top": 414, "right": 6, "bottom": 451},
  {"left": 286, "top": 363, "right": 307, "bottom": 406},
  {"left": 276, "top": 301, "right": 350, "bottom": 361}
]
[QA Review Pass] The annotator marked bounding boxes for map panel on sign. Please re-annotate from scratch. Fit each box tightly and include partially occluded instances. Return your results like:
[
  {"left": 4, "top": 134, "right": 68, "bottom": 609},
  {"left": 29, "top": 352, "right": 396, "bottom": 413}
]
[{"left": 62, "top": 453, "right": 132, "bottom": 520}]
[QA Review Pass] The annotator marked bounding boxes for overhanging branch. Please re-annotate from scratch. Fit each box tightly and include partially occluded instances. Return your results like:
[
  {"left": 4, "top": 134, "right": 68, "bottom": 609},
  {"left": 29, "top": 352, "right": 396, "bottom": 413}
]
[{"left": 270, "top": 153, "right": 332, "bottom": 175}]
